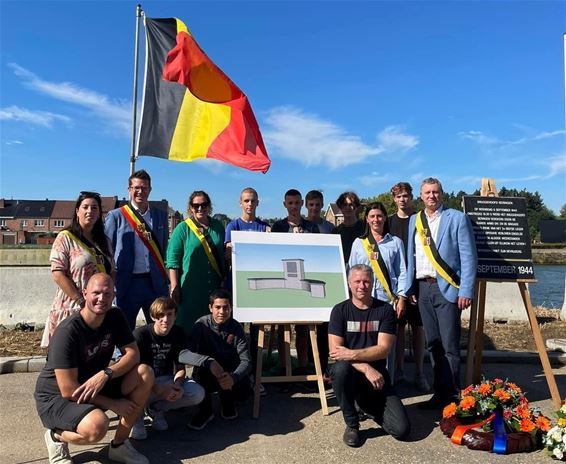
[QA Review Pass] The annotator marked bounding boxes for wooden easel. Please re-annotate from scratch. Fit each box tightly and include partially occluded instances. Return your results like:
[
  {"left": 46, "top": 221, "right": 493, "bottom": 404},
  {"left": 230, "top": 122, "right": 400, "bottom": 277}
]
[
  {"left": 252, "top": 322, "right": 329, "bottom": 418},
  {"left": 464, "top": 178, "right": 562, "bottom": 408}
]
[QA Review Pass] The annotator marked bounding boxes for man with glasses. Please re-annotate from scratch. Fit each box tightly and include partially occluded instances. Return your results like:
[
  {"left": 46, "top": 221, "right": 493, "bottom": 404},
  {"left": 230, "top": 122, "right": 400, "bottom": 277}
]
[{"left": 105, "top": 170, "right": 169, "bottom": 330}]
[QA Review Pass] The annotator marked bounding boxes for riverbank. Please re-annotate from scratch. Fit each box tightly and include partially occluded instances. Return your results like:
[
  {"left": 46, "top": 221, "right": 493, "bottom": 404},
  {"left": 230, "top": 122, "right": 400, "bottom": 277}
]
[{"left": 532, "top": 247, "right": 566, "bottom": 264}]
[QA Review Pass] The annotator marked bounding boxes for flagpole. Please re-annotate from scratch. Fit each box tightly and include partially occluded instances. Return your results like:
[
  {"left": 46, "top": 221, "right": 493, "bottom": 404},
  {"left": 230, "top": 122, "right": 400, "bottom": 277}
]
[{"left": 129, "top": 4, "right": 143, "bottom": 176}]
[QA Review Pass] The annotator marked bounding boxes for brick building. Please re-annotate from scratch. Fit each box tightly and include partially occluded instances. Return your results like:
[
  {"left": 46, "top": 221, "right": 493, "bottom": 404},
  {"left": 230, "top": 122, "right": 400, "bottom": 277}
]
[{"left": 0, "top": 197, "right": 182, "bottom": 245}]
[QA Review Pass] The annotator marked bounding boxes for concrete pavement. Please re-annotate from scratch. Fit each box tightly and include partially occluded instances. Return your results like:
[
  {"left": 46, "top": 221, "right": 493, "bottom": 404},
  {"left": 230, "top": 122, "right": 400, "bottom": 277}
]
[{"left": 1, "top": 362, "right": 564, "bottom": 464}]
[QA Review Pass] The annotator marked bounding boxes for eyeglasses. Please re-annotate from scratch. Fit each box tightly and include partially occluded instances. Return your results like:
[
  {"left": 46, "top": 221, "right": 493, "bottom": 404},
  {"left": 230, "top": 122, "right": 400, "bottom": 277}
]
[
  {"left": 80, "top": 191, "right": 100, "bottom": 198},
  {"left": 129, "top": 186, "right": 150, "bottom": 192},
  {"left": 191, "top": 202, "right": 210, "bottom": 210}
]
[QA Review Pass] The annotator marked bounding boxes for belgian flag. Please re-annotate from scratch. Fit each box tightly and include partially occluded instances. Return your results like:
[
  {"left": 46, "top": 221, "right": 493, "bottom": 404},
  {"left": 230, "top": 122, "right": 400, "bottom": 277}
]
[{"left": 137, "top": 18, "right": 271, "bottom": 173}]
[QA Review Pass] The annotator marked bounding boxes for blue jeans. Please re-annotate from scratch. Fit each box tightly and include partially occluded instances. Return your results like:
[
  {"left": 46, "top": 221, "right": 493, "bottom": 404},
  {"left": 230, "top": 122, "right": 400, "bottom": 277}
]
[
  {"left": 329, "top": 361, "right": 410, "bottom": 440},
  {"left": 418, "top": 280, "right": 461, "bottom": 399}
]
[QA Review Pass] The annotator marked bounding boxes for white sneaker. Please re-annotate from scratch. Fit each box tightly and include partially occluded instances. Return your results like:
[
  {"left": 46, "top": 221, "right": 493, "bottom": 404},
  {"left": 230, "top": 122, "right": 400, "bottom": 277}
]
[
  {"left": 44, "top": 429, "right": 72, "bottom": 464},
  {"left": 415, "top": 374, "right": 431, "bottom": 392},
  {"left": 130, "top": 417, "right": 147, "bottom": 440},
  {"left": 108, "top": 439, "right": 149, "bottom": 464},
  {"left": 150, "top": 410, "right": 168, "bottom": 431}
]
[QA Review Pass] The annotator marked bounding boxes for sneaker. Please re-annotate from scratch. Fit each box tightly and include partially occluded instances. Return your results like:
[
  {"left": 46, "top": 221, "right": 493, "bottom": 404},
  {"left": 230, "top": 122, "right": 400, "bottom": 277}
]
[
  {"left": 188, "top": 408, "right": 214, "bottom": 430},
  {"left": 259, "top": 383, "right": 267, "bottom": 396},
  {"left": 44, "top": 429, "right": 72, "bottom": 464},
  {"left": 149, "top": 410, "right": 168, "bottom": 431},
  {"left": 108, "top": 439, "right": 149, "bottom": 464},
  {"left": 415, "top": 374, "right": 431, "bottom": 392},
  {"left": 220, "top": 397, "right": 238, "bottom": 420},
  {"left": 130, "top": 417, "right": 147, "bottom": 440},
  {"left": 343, "top": 425, "right": 361, "bottom": 447}
]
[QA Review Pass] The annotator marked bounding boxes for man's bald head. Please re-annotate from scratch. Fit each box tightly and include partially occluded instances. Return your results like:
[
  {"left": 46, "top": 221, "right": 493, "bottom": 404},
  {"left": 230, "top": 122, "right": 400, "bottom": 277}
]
[{"left": 86, "top": 273, "right": 114, "bottom": 290}]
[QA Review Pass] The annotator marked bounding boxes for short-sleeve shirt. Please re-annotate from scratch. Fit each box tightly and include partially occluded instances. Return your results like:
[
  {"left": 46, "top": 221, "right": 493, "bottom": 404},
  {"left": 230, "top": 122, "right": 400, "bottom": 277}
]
[
  {"left": 134, "top": 323, "right": 186, "bottom": 378},
  {"left": 328, "top": 298, "right": 396, "bottom": 372},
  {"left": 334, "top": 220, "right": 365, "bottom": 263},
  {"left": 388, "top": 214, "right": 411, "bottom": 256},
  {"left": 225, "top": 217, "right": 270, "bottom": 244},
  {"left": 35, "top": 308, "right": 133, "bottom": 399}
]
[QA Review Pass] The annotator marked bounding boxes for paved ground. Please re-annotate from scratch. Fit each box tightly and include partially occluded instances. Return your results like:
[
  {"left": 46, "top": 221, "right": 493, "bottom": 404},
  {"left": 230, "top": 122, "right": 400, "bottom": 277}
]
[{"left": 1, "top": 361, "right": 564, "bottom": 464}]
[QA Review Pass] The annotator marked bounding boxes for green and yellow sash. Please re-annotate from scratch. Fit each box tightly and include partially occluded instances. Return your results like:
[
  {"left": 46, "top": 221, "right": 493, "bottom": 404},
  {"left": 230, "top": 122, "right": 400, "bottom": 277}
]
[
  {"left": 120, "top": 204, "right": 168, "bottom": 280},
  {"left": 185, "top": 218, "right": 223, "bottom": 278},
  {"left": 415, "top": 210, "right": 460, "bottom": 288},
  {"left": 361, "top": 236, "right": 396, "bottom": 303},
  {"left": 60, "top": 230, "right": 106, "bottom": 273}
]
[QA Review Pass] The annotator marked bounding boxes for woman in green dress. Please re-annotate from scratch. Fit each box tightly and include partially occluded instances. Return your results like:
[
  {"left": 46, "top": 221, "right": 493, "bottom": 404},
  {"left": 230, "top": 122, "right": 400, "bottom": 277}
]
[{"left": 168, "top": 191, "right": 225, "bottom": 334}]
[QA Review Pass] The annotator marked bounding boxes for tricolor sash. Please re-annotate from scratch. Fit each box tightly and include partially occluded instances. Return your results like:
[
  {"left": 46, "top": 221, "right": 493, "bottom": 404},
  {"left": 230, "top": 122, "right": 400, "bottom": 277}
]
[
  {"left": 415, "top": 211, "right": 460, "bottom": 289},
  {"left": 120, "top": 204, "right": 168, "bottom": 280},
  {"left": 361, "top": 236, "right": 396, "bottom": 303},
  {"left": 60, "top": 230, "right": 106, "bottom": 273},
  {"left": 184, "top": 218, "right": 223, "bottom": 278}
]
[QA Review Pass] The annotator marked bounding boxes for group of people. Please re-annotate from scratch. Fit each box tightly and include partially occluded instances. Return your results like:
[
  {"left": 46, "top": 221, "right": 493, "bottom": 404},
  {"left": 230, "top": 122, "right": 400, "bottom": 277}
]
[{"left": 34, "top": 172, "right": 477, "bottom": 462}]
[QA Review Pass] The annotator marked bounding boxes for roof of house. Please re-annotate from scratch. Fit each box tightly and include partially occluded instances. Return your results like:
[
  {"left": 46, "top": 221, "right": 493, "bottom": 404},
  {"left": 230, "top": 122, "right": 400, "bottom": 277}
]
[
  {"left": 327, "top": 202, "right": 343, "bottom": 216},
  {"left": 0, "top": 200, "right": 56, "bottom": 218}
]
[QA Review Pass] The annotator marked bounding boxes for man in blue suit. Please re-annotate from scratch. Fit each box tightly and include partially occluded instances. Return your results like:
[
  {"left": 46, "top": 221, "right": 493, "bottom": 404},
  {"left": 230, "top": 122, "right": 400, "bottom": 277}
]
[
  {"left": 105, "top": 170, "right": 169, "bottom": 330},
  {"left": 405, "top": 178, "right": 477, "bottom": 409}
]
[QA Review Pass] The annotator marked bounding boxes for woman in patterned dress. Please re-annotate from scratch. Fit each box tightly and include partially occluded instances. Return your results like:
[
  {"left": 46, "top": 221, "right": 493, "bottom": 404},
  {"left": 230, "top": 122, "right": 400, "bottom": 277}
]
[{"left": 41, "top": 191, "right": 114, "bottom": 346}]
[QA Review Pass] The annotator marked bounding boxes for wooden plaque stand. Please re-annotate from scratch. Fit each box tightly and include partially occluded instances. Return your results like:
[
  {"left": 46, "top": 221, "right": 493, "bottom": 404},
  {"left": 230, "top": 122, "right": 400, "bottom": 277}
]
[
  {"left": 252, "top": 322, "right": 329, "bottom": 418},
  {"left": 464, "top": 178, "right": 562, "bottom": 408}
]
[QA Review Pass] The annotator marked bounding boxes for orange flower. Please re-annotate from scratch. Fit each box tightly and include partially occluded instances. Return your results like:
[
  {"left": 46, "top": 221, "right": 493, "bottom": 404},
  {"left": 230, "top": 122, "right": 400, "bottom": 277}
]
[
  {"left": 461, "top": 385, "right": 474, "bottom": 396},
  {"left": 443, "top": 403, "right": 457, "bottom": 419},
  {"left": 535, "top": 415, "right": 551, "bottom": 432},
  {"left": 506, "top": 382, "right": 522, "bottom": 394},
  {"left": 459, "top": 396, "right": 476, "bottom": 411},
  {"left": 493, "top": 389, "right": 511, "bottom": 402},
  {"left": 515, "top": 405, "right": 531, "bottom": 419},
  {"left": 520, "top": 418, "right": 536, "bottom": 432},
  {"left": 477, "top": 383, "right": 492, "bottom": 396}
]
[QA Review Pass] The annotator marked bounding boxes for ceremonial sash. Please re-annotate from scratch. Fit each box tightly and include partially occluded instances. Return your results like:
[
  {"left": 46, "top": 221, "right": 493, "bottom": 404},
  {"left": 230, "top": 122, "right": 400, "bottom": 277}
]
[
  {"left": 415, "top": 211, "right": 460, "bottom": 289},
  {"left": 361, "top": 236, "right": 396, "bottom": 303},
  {"left": 60, "top": 230, "right": 106, "bottom": 273},
  {"left": 450, "top": 411, "right": 507, "bottom": 454},
  {"left": 120, "top": 204, "right": 168, "bottom": 280},
  {"left": 184, "top": 218, "right": 223, "bottom": 278}
]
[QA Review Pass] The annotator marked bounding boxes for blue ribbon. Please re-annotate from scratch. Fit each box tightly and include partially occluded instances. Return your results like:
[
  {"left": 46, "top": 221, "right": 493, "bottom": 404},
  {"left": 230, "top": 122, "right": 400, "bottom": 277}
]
[{"left": 492, "top": 410, "right": 507, "bottom": 454}]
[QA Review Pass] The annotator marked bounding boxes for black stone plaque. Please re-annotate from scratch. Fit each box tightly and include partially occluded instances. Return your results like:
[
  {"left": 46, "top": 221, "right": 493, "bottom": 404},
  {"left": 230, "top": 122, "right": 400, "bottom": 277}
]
[{"left": 463, "top": 196, "right": 535, "bottom": 281}]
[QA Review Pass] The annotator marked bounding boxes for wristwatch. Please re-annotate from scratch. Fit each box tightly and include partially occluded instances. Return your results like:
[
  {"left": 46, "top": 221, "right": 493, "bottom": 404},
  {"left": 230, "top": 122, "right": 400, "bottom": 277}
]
[{"left": 103, "top": 367, "right": 113, "bottom": 379}]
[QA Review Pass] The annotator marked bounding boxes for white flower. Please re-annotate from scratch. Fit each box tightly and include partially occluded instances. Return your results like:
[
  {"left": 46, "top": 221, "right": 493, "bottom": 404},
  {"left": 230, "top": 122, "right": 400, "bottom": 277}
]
[
  {"left": 553, "top": 447, "right": 563, "bottom": 459},
  {"left": 562, "top": 433, "right": 566, "bottom": 444},
  {"left": 553, "top": 431, "right": 564, "bottom": 442}
]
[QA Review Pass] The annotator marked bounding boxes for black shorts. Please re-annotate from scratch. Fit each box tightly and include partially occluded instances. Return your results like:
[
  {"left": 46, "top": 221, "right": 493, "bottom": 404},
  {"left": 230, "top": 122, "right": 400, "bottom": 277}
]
[
  {"left": 397, "top": 301, "right": 423, "bottom": 327},
  {"left": 35, "top": 377, "right": 125, "bottom": 432}
]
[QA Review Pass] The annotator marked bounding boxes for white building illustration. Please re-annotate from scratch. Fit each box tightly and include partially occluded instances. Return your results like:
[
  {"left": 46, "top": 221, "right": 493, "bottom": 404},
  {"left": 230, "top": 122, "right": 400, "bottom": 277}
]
[{"left": 247, "top": 258, "right": 326, "bottom": 298}]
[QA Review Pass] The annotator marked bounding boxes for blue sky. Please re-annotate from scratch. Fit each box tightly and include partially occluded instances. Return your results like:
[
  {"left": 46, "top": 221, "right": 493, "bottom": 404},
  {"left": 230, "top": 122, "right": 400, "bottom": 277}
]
[{"left": 1, "top": 1, "right": 565, "bottom": 219}]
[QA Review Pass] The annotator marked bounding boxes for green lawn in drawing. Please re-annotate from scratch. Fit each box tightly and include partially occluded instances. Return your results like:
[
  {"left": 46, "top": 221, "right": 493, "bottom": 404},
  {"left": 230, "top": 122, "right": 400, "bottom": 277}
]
[{"left": 235, "top": 271, "right": 346, "bottom": 308}]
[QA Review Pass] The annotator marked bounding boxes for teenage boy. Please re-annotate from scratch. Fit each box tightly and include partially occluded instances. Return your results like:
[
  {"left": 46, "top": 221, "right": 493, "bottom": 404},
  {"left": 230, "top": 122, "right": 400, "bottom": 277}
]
[
  {"left": 388, "top": 182, "right": 429, "bottom": 392},
  {"left": 224, "top": 187, "right": 270, "bottom": 394},
  {"left": 333, "top": 192, "right": 365, "bottom": 264},
  {"left": 305, "top": 190, "right": 336, "bottom": 234},
  {"left": 132, "top": 297, "right": 205, "bottom": 440},
  {"left": 180, "top": 289, "right": 252, "bottom": 430},
  {"left": 271, "top": 189, "right": 318, "bottom": 379}
]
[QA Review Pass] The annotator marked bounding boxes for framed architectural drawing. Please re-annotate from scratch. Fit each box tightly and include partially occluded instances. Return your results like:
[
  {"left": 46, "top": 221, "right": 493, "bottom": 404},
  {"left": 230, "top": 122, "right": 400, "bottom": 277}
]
[{"left": 231, "top": 231, "right": 348, "bottom": 322}]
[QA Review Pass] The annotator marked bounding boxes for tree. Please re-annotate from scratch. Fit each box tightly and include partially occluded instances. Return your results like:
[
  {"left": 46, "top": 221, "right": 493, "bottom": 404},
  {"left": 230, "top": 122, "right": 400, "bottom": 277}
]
[{"left": 559, "top": 204, "right": 566, "bottom": 219}]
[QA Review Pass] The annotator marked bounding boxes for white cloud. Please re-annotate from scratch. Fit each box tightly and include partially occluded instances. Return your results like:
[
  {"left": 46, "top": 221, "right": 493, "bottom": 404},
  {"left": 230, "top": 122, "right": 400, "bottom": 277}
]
[
  {"left": 5, "top": 139, "right": 24, "bottom": 145},
  {"left": 459, "top": 129, "right": 564, "bottom": 147},
  {"left": 263, "top": 106, "right": 418, "bottom": 169},
  {"left": 8, "top": 63, "right": 130, "bottom": 135},
  {"left": 0, "top": 105, "right": 71, "bottom": 127}
]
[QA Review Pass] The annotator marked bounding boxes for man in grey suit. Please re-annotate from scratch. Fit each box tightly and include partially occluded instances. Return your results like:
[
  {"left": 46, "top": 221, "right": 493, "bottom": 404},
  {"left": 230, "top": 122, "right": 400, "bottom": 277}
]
[
  {"left": 405, "top": 177, "right": 477, "bottom": 409},
  {"left": 105, "top": 170, "right": 169, "bottom": 330}
]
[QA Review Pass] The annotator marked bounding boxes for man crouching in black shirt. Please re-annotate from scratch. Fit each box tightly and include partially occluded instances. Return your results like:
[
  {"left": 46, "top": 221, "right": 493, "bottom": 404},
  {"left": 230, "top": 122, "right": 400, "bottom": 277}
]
[
  {"left": 328, "top": 264, "right": 410, "bottom": 447},
  {"left": 34, "top": 273, "right": 153, "bottom": 464}
]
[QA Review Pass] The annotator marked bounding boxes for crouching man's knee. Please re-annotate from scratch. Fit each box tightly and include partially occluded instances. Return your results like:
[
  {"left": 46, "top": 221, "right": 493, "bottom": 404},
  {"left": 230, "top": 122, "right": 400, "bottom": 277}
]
[{"left": 77, "top": 409, "right": 109, "bottom": 443}]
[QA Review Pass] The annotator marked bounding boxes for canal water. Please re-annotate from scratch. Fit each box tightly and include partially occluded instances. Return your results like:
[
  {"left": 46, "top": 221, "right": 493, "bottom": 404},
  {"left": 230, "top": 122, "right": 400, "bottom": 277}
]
[{"left": 529, "top": 265, "right": 565, "bottom": 309}]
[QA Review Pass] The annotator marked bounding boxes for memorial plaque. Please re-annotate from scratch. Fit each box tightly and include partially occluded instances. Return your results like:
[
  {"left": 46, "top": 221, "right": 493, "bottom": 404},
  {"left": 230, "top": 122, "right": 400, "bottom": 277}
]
[{"left": 463, "top": 196, "right": 535, "bottom": 281}]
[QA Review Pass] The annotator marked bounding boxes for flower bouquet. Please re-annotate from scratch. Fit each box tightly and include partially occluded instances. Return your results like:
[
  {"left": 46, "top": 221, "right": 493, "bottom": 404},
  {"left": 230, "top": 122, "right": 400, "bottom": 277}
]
[
  {"left": 543, "top": 402, "right": 566, "bottom": 460},
  {"left": 440, "top": 378, "right": 551, "bottom": 454}
]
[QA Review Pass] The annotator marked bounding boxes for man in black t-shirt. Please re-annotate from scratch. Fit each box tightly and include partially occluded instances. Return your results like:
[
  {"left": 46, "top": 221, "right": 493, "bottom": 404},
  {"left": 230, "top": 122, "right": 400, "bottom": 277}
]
[
  {"left": 389, "top": 182, "right": 429, "bottom": 392},
  {"left": 132, "top": 297, "right": 204, "bottom": 439},
  {"left": 34, "top": 273, "right": 153, "bottom": 464},
  {"left": 328, "top": 264, "right": 410, "bottom": 447}
]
